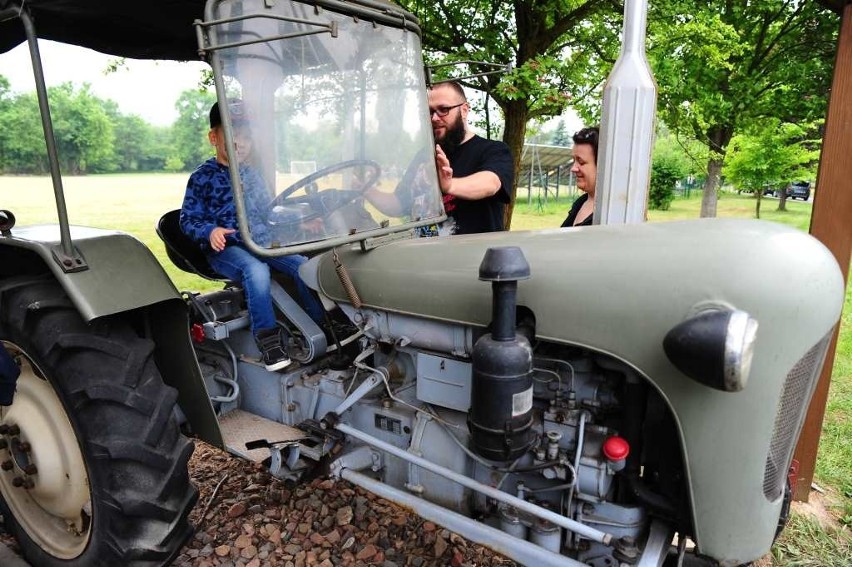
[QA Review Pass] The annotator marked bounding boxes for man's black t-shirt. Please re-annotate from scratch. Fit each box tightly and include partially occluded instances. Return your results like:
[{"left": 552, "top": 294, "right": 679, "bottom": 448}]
[{"left": 443, "top": 135, "right": 514, "bottom": 234}]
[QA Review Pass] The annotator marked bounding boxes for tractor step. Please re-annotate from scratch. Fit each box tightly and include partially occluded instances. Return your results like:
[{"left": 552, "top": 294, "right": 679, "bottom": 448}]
[{"left": 219, "top": 409, "right": 305, "bottom": 463}]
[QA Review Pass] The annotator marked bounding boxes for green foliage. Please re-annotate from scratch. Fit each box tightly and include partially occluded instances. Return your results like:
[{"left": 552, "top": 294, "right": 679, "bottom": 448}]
[
  {"left": 649, "top": 158, "right": 683, "bottom": 211},
  {"left": 0, "top": 90, "right": 46, "bottom": 173},
  {"left": 551, "top": 120, "right": 570, "bottom": 147},
  {"left": 723, "top": 119, "right": 820, "bottom": 207},
  {"left": 0, "top": 75, "right": 216, "bottom": 175},
  {"left": 647, "top": 129, "right": 697, "bottom": 211},
  {"left": 394, "top": 0, "right": 622, "bottom": 224},
  {"left": 648, "top": 0, "right": 837, "bottom": 217},
  {"left": 164, "top": 155, "right": 185, "bottom": 172},
  {"left": 171, "top": 88, "right": 216, "bottom": 170},
  {"left": 48, "top": 82, "right": 116, "bottom": 173}
]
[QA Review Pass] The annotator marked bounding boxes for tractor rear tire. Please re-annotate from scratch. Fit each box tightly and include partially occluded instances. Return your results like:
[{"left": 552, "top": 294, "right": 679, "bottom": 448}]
[{"left": 0, "top": 276, "right": 196, "bottom": 566}]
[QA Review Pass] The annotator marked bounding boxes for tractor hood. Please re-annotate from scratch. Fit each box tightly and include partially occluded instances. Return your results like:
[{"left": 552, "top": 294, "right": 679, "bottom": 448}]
[
  {"left": 316, "top": 218, "right": 845, "bottom": 561},
  {"left": 317, "top": 219, "right": 843, "bottom": 359}
]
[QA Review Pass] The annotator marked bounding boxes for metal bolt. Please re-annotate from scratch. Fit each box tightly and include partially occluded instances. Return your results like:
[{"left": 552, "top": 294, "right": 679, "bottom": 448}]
[
  {"left": 18, "top": 442, "right": 30, "bottom": 453},
  {"left": 11, "top": 476, "right": 24, "bottom": 487},
  {"left": 23, "top": 464, "right": 37, "bottom": 475},
  {"left": 0, "top": 460, "right": 13, "bottom": 471},
  {"left": 0, "top": 424, "right": 8, "bottom": 434},
  {"left": 7, "top": 424, "right": 20, "bottom": 436},
  {"left": 22, "top": 478, "right": 34, "bottom": 490}
]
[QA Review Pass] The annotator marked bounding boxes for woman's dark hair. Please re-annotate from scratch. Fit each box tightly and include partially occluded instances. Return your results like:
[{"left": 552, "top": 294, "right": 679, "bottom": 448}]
[{"left": 573, "top": 126, "right": 600, "bottom": 163}]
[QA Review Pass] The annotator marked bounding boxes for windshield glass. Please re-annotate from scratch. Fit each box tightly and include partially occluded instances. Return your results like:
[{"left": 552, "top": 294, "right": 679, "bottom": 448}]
[{"left": 207, "top": 0, "right": 444, "bottom": 253}]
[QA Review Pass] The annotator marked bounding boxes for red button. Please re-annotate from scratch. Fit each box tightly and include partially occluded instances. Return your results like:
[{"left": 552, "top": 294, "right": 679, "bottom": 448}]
[{"left": 603, "top": 436, "right": 630, "bottom": 461}]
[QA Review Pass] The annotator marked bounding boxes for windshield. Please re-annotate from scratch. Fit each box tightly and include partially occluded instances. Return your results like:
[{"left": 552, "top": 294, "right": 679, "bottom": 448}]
[{"left": 205, "top": 0, "right": 444, "bottom": 254}]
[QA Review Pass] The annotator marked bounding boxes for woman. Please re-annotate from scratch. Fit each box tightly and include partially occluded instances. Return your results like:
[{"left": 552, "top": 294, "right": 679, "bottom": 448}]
[{"left": 561, "top": 126, "right": 599, "bottom": 227}]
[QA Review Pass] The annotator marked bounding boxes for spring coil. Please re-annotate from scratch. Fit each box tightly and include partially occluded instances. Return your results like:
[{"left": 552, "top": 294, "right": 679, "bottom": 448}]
[{"left": 333, "top": 248, "right": 362, "bottom": 309}]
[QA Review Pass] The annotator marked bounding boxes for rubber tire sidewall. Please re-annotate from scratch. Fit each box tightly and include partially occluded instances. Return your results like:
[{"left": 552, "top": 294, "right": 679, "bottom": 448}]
[{"left": 0, "top": 277, "right": 196, "bottom": 567}]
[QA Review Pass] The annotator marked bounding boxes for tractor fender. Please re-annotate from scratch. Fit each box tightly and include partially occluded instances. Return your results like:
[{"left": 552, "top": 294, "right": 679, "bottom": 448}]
[
  {"left": 2, "top": 224, "right": 178, "bottom": 321},
  {"left": 0, "top": 225, "right": 224, "bottom": 447}
]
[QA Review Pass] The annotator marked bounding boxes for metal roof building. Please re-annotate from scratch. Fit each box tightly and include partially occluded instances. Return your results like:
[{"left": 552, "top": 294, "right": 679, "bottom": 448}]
[{"left": 518, "top": 143, "right": 577, "bottom": 204}]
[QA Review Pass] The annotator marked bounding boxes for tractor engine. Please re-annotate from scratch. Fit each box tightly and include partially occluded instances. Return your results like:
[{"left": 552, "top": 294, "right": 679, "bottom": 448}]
[{"left": 190, "top": 246, "right": 686, "bottom": 565}]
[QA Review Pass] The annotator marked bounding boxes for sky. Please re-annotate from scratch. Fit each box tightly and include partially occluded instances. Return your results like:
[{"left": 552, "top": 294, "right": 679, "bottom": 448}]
[
  {"left": 0, "top": 39, "right": 582, "bottom": 137},
  {"left": 0, "top": 40, "right": 211, "bottom": 126}
]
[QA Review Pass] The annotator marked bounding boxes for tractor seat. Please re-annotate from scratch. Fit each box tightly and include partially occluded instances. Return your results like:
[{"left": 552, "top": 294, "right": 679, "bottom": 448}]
[{"left": 156, "top": 209, "right": 225, "bottom": 281}]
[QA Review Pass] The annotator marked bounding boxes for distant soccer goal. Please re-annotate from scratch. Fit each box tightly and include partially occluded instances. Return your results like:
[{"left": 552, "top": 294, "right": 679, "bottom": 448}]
[{"left": 290, "top": 161, "right": 317, "bottom": 175}]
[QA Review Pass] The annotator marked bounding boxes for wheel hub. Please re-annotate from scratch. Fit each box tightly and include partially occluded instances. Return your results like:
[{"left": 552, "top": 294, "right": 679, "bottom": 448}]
[{"left": 0, "top": 343, "right": 92, "bottom": 557}]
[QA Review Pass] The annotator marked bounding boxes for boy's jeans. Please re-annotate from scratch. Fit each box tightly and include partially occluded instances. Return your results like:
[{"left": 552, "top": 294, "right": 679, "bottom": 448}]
[{"left": 207, "top": 245, "right": 324, "bottom": 335}]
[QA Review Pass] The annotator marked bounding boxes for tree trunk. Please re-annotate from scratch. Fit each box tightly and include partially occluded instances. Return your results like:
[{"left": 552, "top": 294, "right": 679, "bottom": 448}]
[
  {"left": 755, "top": 189, "right": 762, "bottom": 219},
  {"left": 700, "top": 158, "right": 723, "bottom": 218},
  {"left": 777, "top": 185, "right": 788, "bottom": 211},
  {"left": 700, "top": 125, "right": 734, "bottom": 218},
  {"left": 501, "top": 99, "right": 531, "bottom": 230}
]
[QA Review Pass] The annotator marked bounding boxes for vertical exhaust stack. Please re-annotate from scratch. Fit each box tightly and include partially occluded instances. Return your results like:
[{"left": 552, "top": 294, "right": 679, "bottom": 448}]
[
  {"left": 468, "top": 247, "right": 535, "bottom": 462},
  {"left": 594, "top": 0, "right": 657, "bottom": 226}
]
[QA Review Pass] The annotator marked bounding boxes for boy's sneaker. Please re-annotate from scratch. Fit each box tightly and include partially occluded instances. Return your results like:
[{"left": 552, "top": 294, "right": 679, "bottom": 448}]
[{"left": 255, "top": 328, "right": 291, "bottom": 372}]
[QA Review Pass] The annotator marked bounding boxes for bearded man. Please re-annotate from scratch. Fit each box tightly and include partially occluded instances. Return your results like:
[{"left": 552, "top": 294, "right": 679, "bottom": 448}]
[{"left": 429, "top": 81, "right": 514, "bottom": 234}]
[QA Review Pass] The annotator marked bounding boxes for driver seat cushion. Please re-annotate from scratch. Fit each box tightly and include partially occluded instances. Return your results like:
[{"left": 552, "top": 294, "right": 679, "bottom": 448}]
[{"left": 156, "top": 209, "right": 227, "bottom": 281}]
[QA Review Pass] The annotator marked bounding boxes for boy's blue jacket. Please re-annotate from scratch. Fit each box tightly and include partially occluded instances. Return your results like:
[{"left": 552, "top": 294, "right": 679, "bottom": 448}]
[{"left": 179, "top": 157, "right": 273, "bottom": 249}]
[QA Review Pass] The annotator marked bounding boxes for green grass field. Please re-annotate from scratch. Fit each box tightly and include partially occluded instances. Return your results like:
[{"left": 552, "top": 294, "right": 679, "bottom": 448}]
[{"left": 4, "top": 174, "right": 851, "bottom": 562}]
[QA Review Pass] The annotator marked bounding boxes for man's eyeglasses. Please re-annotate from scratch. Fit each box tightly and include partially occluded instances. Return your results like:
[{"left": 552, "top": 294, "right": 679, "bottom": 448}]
[{"left": 429, "top": 102, "right": 465, "bottom": 118}]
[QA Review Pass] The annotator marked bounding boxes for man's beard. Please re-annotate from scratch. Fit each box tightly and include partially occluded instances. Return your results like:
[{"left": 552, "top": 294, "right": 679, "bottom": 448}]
[{"left": 437, "top": 114, "right": 466, "bottom": 154}]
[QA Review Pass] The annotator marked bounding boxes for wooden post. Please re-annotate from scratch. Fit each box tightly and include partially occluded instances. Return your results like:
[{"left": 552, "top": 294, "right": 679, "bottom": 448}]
[{"left": 792, "top": 2, "right": 852, "bottom": 502}]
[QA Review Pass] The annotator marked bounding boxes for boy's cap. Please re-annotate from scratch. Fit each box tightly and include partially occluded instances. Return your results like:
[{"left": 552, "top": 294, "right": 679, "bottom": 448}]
[{"left": 209, "top": 99, "right": 247, "bottom": 128}]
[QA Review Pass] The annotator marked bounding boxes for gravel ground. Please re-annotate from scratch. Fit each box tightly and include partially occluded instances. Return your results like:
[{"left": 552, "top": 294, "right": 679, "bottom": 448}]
[{"left": 1, "top": 440, "right": 517, "bottom": 567}]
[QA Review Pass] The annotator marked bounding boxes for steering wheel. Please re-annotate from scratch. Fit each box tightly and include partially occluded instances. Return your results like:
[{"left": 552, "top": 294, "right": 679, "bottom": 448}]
[{"left": 269, "top": 159, "right": 381, "bottom": 213}]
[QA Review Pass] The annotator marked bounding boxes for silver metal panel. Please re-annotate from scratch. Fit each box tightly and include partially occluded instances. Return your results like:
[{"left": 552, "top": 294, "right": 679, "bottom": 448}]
[
  {"left": 416, "top": 353, "right": 472, "bottom": 412},
  {"left": 219, "top": 409, "right": 304, "bottom": 462}
]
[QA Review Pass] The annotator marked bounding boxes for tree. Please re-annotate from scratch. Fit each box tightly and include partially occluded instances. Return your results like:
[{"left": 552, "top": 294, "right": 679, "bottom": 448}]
[
  {"left": 395, "top": 0, "right": 621, "bottom": 227},
  {"left": 648, "top": 0, "right": 837, "bottom": 217},
  {"left": 551, "top": 119, "right": 570, "bottom": 146},
  {"left": 649, "top": 130, "right": 693, "bottom": 211},
  {"left": 172, "top": 88, "right": 216, "bottom": 170},
  {"left": 0, "top": 76, "right": 50, "bottom": 173},
  {"left": 723, "top": 119, "right": 819, "bottom": 219},
  {"left": 47, "top": 82, "right": 116, "bottom": 174},
  {"left": 101, "top": 100, "right": 163, "bottom": 172}
]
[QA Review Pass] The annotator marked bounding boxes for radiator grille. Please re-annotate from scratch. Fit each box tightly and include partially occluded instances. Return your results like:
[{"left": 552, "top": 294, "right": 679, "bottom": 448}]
[{"left": 763, "top": 335, "right": 831, "bottom": 500}]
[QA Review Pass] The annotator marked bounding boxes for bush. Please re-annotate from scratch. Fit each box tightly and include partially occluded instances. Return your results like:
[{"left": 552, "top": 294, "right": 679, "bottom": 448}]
[
  {"left": 165, "top": 155, "right": 185, "bottom": 172},
  {"left": 649, "top": 156, "right": 683, "bottom": 211}
]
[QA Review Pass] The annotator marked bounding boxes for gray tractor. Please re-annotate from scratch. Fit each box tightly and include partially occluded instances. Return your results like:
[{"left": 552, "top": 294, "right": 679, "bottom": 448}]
[{"left": 0, "top": 1, "right": 845, "bottom": 566}]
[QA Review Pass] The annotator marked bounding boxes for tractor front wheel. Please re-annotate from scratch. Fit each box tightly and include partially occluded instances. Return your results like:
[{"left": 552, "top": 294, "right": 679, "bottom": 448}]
[{"left": 0, "top": 277, "right": 196, "bottom": 566}]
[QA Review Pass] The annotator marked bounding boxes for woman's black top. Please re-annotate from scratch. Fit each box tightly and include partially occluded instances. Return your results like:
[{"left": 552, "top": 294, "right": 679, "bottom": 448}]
[{"left": 560, "top": 193, "right": 593, "bottom": 227}]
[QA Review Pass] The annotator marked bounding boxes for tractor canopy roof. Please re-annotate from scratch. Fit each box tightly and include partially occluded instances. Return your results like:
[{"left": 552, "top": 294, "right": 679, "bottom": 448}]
[
  {"left": 0, "top": 0, "right": 205, "bottom": 60},
  {"left": 0, "top": 0, "right": 412, "bottom": 60}
]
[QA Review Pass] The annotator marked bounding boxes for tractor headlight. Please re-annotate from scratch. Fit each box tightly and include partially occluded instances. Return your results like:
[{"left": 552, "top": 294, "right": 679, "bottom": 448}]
[{"left": 663, "top": 308, "right": 758, "bottom": 392}]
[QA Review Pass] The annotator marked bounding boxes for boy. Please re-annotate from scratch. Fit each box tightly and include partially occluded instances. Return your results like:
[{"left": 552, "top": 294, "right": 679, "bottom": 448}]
[{"left": 180, "top": 100, "right": 323, "bottom": 371}]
